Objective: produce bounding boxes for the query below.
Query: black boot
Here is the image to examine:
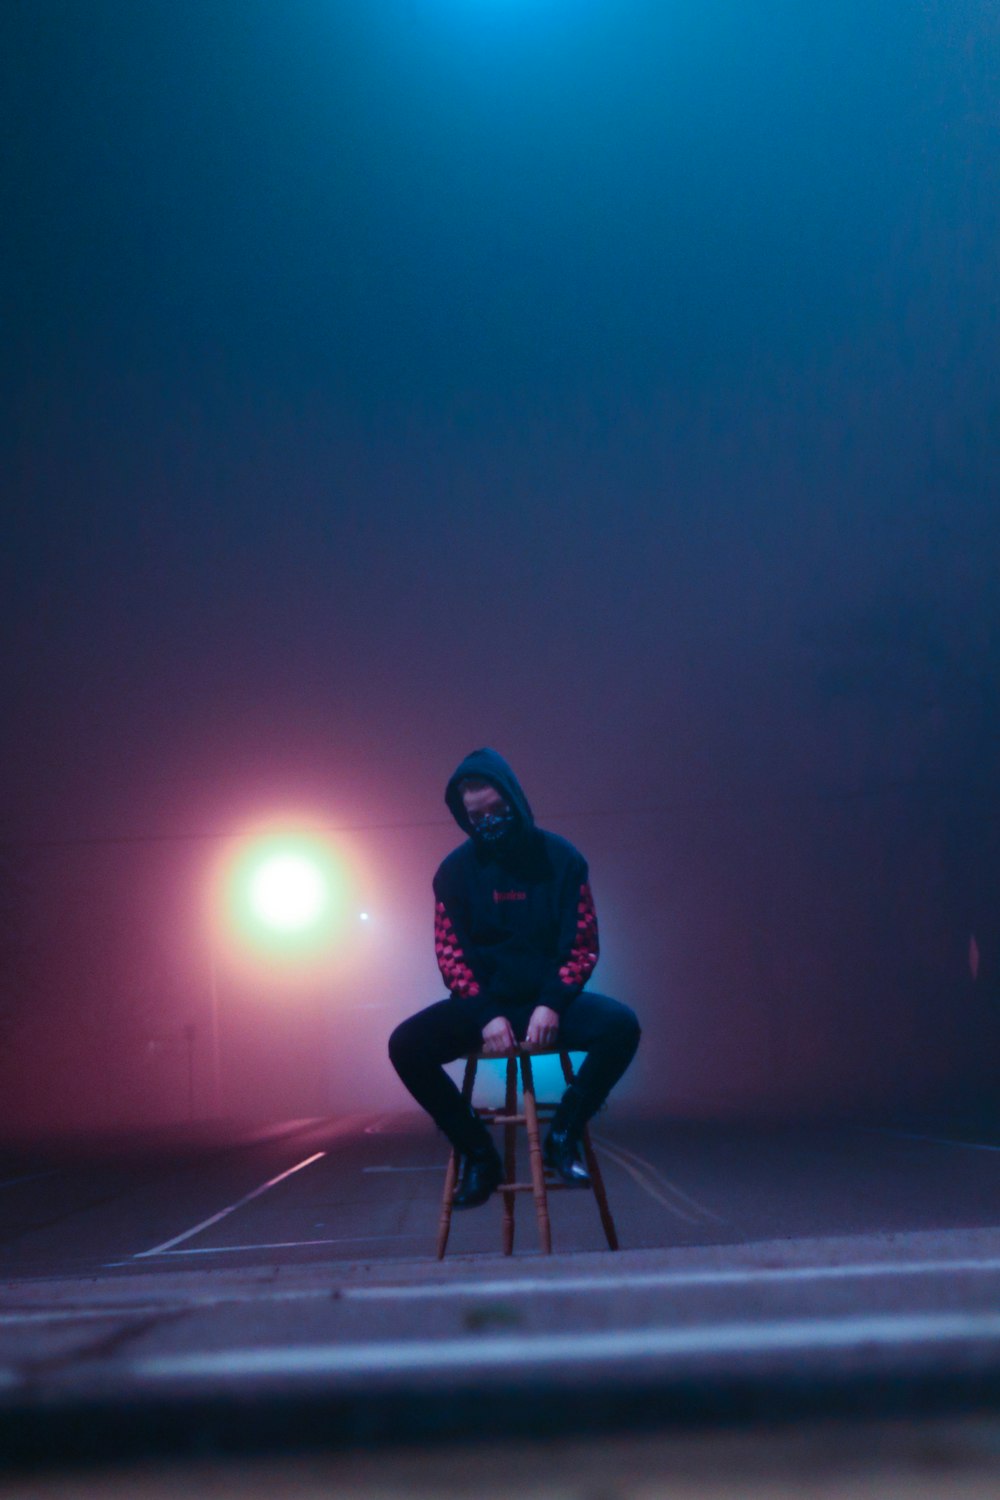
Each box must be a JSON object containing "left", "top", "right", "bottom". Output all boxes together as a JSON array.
[
  {"left": 452, "top": 1136, "right": 504, "bottom": 1209},
  {"left": 543, "top": 1084, "right": 592, "bottom": 1188}
]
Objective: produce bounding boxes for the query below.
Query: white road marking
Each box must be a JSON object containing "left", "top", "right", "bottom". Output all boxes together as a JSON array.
[
  {"left": 130, "top": 1309, "right": 1000, "bottom": 1382},
  {"left": 592, "top": 1135, "right": 728, "bottom": 1226},
  {"left": 131, "top": 1112, "right": 375, "bottom": 1259},
  {"left": 153, "top": 1234, "right": 423, "bottom": 1255},
  {"left": 362, "top": 1165, "right": 442, "bottom": 1174},
  {"left": 0, "top": 1170, "right": 59, "bottom": 1191},
  {"left": 134, "top": 1152, "right": 327, "bottom": 1259},
  {"left": 341, "top": 1254, "right": 1000, "bottom": 1301},
  {"left": 878, "top": 1128, "right": 1000, "bottom": 1155}
]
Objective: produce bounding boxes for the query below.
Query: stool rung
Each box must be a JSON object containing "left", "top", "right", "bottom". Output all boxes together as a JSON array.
[
  {"left": 498, "top": 1179, "right": 578, "bottom": 1193},
  {"left": 478, "top": 1106, "right": 557, "bottom": 1120},
  {"left": 435, "top": 1048, "right": 619, "bottom": 1259}
]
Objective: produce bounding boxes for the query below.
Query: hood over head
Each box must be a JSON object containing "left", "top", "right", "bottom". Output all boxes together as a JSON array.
[{"left": 445, "top": 748, "right": 535, "bottom": 841}]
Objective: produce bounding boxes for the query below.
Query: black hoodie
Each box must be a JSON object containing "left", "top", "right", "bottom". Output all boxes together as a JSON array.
[{"left": 433, "top": 748, "right": 599, "bottom": 1028}]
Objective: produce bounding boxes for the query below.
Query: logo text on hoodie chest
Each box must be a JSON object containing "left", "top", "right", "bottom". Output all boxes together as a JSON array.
[{"left": 493, "top": 889, "right": 528, "bottom": 903}]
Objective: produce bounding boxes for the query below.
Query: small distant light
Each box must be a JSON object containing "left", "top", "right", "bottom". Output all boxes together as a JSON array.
[{"left": 359, "top": 912, "right": 370, "bottom": 922}]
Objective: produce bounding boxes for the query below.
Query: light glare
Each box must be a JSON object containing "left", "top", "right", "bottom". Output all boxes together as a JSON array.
[
  {"left": 248, "top": 853, "right": 328, "bottom": 932},
  {"left": 216, "top": 826, "right": 347, "bottom": 963}
]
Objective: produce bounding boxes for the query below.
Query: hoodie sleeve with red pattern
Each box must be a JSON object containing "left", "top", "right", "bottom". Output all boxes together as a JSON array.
[
  {"left": 435, "top": 747, "right": 602, "bottom": 1029},
  {"left": 432, "top": 868, "right": 507, "bottom": 1029},
  {"left": 536, "top": 854, "right": 600, "bottom": 1017}
]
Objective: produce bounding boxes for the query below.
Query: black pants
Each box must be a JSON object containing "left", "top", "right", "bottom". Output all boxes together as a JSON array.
[{"left": 388, "top": 991, "right": 640, "bottom": 1149}]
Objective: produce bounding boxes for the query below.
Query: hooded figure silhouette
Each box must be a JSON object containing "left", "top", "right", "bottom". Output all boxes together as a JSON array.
[{"left": 389, "top": 749, "right": 640, "bottom": 1210}]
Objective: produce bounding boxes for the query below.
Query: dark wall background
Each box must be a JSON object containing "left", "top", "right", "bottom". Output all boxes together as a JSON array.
[{"left": 2, "top": 1, "right": 998, "bottom": 1132}]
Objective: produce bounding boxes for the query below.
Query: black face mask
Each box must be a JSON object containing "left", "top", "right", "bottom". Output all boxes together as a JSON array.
[{"left": 470, "top": 808, "right": 518, "bottom": 849}]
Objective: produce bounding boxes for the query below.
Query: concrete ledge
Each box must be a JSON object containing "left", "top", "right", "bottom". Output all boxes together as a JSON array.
[{"left": 4, "top": 1363, "right": 1000, "bottom": 1473}]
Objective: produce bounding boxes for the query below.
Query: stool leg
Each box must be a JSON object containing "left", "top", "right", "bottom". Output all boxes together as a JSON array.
[
  {"left": 519, "top": 1052, "right": 552, "bottom": 1254},
  {"left": 436, "top": 1056, "right": 478, "bottom": 1260},
  {"left": 580, "top": 1124, "right": 619, "bottom": 1251},
  {"left": 435, "top": 1147, "right": 459, "bottom": 1260},
  {"left": 559, "top": 1052, "right": 619, "bottom": 1251},
  {"left": 501, "top": 1056, "right": 517, "bottom": 1255}
]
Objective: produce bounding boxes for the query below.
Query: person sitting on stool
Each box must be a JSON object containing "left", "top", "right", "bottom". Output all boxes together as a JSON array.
[{"left": 389, "top": 748, "right": 641, "bottom": 1209}]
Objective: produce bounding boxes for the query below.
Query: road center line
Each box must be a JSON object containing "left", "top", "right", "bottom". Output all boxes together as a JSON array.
[
  {"left": 134, "top": 1152, "right": 326, "bottom": 1258},
  {"left": 342, "top": 1255, "right": 1000, "bottom": 1301},
  {"left": 592, "top": 1135, "right": 728, "bottom": 1226},
  {"left": 592, "top": 1139, "right": 727, "bottom": 1226},
  {"left": 592, "top": 1143, "right": 702, "bottom": 1224},
  {"left": 131, "top": 1309, "right": 1000, "bottom": 1382}
]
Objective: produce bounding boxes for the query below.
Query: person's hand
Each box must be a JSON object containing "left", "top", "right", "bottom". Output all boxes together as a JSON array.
[
  {"left": 481, "top": 1016, "right": 516, "bottom": 1056},
  {"left": 525, "top": 1005, "right": 560, "bottom": 1048}
]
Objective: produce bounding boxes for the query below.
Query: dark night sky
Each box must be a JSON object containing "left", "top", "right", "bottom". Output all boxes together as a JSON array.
[{"left": 2, "top": 1, "right": 999, "bottom": 1127}]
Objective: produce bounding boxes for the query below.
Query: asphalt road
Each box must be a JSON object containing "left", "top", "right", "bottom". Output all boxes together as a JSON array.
[
  {"left": 3, "top": 1108, "right": 1000, "bottom": 1470},
  {"left": 5, "top": 1110, "right": 1000, "bottom": 1275}
]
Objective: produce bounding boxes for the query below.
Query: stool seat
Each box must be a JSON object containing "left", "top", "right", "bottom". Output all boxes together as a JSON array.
[{"left": 436, "top": 1045, "right": 619, "bottom": 1258}]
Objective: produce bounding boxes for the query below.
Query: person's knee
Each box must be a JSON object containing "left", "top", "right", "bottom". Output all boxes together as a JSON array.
[
  {"left": 388, "top": 1018, "right": 415, "bottom": 1071},
  {"left": 611, "top": 1003, "right": 641, "bottom": 1052},
  {"left": 569, "top": 999, "right": 640, "bottom": 1057}
]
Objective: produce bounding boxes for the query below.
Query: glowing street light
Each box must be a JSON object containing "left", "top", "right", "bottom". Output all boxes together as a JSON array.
[
  {"left": 205, "top": 823, "right": 360, "bottom": 1115},
  {"left": 224, "top": 831, "right": 343, "bottom": 960},
  {"left": 248, "top": 852, "right": 326, "bottom": 931}
]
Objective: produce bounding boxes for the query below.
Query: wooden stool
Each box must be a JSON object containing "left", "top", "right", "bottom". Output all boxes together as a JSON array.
[{"left": 436, "top": 1046, "right": 619, "bottom": 1259}]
